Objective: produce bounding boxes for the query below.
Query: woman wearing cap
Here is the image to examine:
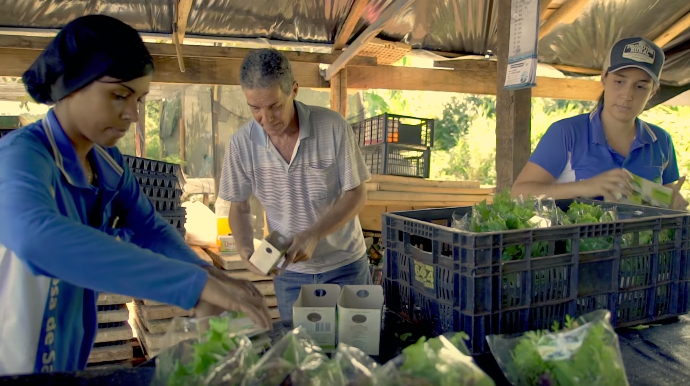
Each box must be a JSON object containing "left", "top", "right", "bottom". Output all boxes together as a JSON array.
[
  {"left": 0, "top": 15, "right": 271, "bottom": 376},
  {"left": 512, "top": 37, "right": 688, "bottom": 210}
]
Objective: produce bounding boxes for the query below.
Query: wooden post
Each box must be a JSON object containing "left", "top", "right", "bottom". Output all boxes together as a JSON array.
[
  {"left": 329, "top": 70, "right": 348, "bottom": 117},
  {"left": 179, "top": 91, "right": 186, "bottom": 171},
  {"left": 211, "top": 85, "right": 221, "bottom": 197},
  {"left": 135, "top": 101, "right": 146, "bottom": 157},
  {"left": 495, "top": 0, "right": 532, "bottom": 192}
]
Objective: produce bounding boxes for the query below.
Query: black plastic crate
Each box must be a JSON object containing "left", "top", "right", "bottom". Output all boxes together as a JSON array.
[
  {"left": 360, "top": 143, "right": 430, "bottom": 178},
  {"left": 149, "top": 197, "right": 182, "bottom": 212},
  {"left": 124, "top": 155, "right": 185, "bottom": 185},
  {"left": 351, "top": 113, "right": 434, "bottom": 148},
  {"left": 159, "top": 209, "right": 186, "bottom": 229},
  {"left": 134, "top": 172, "right": 182, "bottom": 190},
  {"left": 141, "top": 186, "right": 183, "bottom": 201},
  {"left": 382, "top": 199, "right": 690, "bottom": 354}
]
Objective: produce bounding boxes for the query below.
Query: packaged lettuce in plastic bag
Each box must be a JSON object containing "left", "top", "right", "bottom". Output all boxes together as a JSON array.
[
  {"left": 330, "top": 343, "right": 379, "bottom": 386},
  {"left": 374, "top": 333, "right": 495, "bottom": 386},
  {"left": 151, "top": 313, "right": 262, "bottom": 386},
  {"left": 487, "top": 310, "right": 629, "bottom": 386},
  {"left": 241, "top": 327, "right": 330, "bottom": 386}
]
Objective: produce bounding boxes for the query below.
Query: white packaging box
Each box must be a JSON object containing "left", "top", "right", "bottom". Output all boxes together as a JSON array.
[
  {"left": 249, "top": 232, "right": 289, "bottom": 275},
  {"left": 293, "top": 284, "right": 341, "bottom": 351},
  {"left": 337, "top": 285, "right": 384, "bottom": 355}
]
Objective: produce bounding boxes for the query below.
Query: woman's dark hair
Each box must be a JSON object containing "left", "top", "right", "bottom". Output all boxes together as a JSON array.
[{"left": 22, "top": 15, "right": 154, "bottom": 105}]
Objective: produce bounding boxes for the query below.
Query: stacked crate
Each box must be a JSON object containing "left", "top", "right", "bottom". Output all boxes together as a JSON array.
[
  {"left": 351, "top": 114, "right": 434, "bottom": 179},
  {"left": 87, "top": 293, "right": 136, "bottom": 367},
  {"left": 129, "top": 246, "right": 210, "bottom": 358},
  {"left": 130, "top": 247, "right": 279, "bottom": 357},
  {"left": 204, "top": 247, "right": 281, "bottom": 320},
  {"left": 123, "top": 155, "right": 186, "bottom": 237}
]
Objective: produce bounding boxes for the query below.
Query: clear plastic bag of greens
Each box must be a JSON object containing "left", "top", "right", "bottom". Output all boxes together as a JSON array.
[
  {"left": 374, "top": 333, "right": 495, "bottom": 386},
  {"left": 487, "top": 310, "right": 629, "bottom": 386},
  {"left": 332, "top": 343, "right": 378, "bottom": 386},
  {"left": 241, "top": 327, "right": 329, "bottom": 386},
  {"left": 151, "top": 313, "right": 262, "bottom": 386}
]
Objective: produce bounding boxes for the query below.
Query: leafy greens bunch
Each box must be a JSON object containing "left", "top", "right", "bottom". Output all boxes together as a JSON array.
[
  {"left": 157, "top": 315, "right": 259, "bottom": 386},
  {"left": 487, "top": 310, "right": 629, "bottom": 386},
  {"left": 375, "top": 332, "right": 495, "bottom": 386}
]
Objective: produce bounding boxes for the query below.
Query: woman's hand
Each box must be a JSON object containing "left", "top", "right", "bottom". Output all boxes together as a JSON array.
[
  {"left": 582, "top": 169, "right": 633, "bottom": 201},
  {"left": 194, "top": 275, "right": 272, "bottom": 330}
]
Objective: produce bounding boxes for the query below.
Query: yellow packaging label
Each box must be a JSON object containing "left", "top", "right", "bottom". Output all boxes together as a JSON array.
[
  {"left": 217, "top": 217, "right": 232, "bottom": 246},
  {"left": 414, "top": 260, "right": 435, "bottom": 289}
]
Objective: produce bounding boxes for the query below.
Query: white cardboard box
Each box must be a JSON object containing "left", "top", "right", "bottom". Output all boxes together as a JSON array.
[
  {"left": 293, "top": 284, "right": 341, "bottom": 351},
  {"left": 337, "top": 285, "right": 384, "bottom": 355}
]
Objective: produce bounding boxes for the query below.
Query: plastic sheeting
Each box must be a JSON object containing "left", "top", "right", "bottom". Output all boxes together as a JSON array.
[
  {"left": 0, "top": 0, "right": 687, "bottom": 86},
  {"left": 538, "top": 0, "right": 690, "bottom": 86}
]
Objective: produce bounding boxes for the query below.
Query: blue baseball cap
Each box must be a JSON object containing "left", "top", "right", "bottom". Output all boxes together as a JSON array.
[{"left": 603, "top": 37, "right": 665, "bottom": 85}]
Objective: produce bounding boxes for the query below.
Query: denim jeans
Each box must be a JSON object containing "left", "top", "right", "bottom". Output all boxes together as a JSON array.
[{"left": 273, "top": 256, "right": 372, "bottom": 322}]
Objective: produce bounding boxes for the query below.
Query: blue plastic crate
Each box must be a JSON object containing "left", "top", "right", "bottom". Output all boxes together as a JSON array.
[{"left": 382, "top": 199, "right": 690, "bottom": 354}]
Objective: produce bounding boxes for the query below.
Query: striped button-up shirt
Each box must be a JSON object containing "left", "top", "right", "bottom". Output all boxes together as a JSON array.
[{"left": 219, "top": 101, "right": 371, "bottom": 274}]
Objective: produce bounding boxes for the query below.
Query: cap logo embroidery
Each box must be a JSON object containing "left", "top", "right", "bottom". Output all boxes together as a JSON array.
[{"left": 622, "top": 41, "right": 655, "bottom": 64}]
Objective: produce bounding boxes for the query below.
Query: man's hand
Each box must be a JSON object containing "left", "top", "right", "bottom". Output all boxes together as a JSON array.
[
  {"left": 284, "top": 230, "right": 319, "bottom": 268},
  {"left": 238, "top": 247, "right": 274, "bottom": 277},
  {"left": 669, "top": 176, "right": 688, "bottom": 211}
]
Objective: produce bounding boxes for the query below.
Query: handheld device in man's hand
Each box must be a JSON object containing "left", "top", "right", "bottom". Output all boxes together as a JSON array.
[{"left": 249, "top": 231, "right": 290, "bottom": 275}]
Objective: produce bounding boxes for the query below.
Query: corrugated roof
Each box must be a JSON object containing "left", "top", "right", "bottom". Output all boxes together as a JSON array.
[{"left": 0, "top": 0, "right": 687, "bottom": 86}]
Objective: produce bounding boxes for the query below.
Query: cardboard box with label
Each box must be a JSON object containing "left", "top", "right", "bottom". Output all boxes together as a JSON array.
[
  {"left": 293, "top": 284, "right": 341, "bottom": 351},
  {"left": 249, "top": 231, "right": 290, "bottom": 275},
  {"left": 337, "top": 285, "right": 384, "bottom": 355}
]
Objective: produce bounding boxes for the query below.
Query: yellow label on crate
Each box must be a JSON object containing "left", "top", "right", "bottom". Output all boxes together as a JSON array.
[{"left": 414, "top": 260, "right": 435, "bottom": 289}]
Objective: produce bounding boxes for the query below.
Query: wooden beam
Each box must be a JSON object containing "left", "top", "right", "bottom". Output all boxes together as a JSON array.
[
  {"left": 135, "top": 101, "right": 146, "bottom": 157},
  {"left": 211, "top": 85, "right": 221, "bottom": 197},
  {"left": 539, "top": 0, "right": 590, "bottom": 40},
  {"left": 176, "top": 0, "right": 194, "bottom": 43},
  {"left": 550, "top": 64, "right": 600, "bottom": 75},
  {"left": 540, "top": 0, "right": 554, "bottom": 19},
  {"left": 333, "top": 0, "right": 370, "bottom": 50},
  {"left": 179, "top": 91, "right": 186, "bottom": 169},
  {"left": 0, "top": 47, "right": 329, "bottom": 89},
  {"left": 347, "top": 65, "right": 602, "bottom": 100},
  {"left": 329, "top": 70, "right": 348, "bottom": 117},
  {"left": 654, "top": 11, "right": 690, "bottom": 48},
  {"left": 172, "top": 0, "right": 194, "bottom": 72},
  {"left": 325, "top": 0, "right": 414, "bottom": 80},
  {"left": 0, "top": 35, "right": 377, "bottom": 66},
  {"left": 496, "top": 0, "right": 532, "bottom": 192}
]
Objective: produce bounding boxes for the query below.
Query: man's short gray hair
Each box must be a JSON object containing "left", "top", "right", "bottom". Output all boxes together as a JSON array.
[{"left": 240, "top": 49, "right": 295, "bottom": 94}]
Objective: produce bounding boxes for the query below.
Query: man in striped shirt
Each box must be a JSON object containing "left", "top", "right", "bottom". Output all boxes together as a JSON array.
[{"left": 219, "top": 49, "right": 372, "bottom": 322}]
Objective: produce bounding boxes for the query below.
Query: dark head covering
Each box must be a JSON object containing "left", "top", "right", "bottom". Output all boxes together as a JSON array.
[{"left": 22, "top": 15, "right": 154, "bottom": 105}]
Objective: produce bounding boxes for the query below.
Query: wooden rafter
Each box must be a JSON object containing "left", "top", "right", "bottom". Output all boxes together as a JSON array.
[
  {"left": 333, "top": 0, "right": 370, "bottom": 50},
  {"left": 550, "top": 64, "right": 600, "bottom": 75},
  {"left": 654, "top": 11, "right": 690, "bottom": 48},
  {"left": 324, "top": 0, "right": 414, "bottom": 80},
  {"left": 172, "top": 0, "right": 194, "bottom": 72},
  {"left": 0, "top": 35, "right": 377, "bottom": 66},
  {"left": 0, "top": 40, "right": 603, "bottom": 101},
  {"left": 540, "top": 0, "right": 554, "bottom": 19},
  {"left": 539, "top": 0, "right": 590, "bottom": 40},
  {"left": 176, "top": 0, "right": 194, "bottom": 43}
]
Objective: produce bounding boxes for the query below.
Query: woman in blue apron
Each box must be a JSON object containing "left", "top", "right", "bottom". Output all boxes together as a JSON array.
[
  {"left": 512, "top": 37, "right": 687, "bottom": 210},
  {"left": 0, "top": 15, "right": 271, "bottom": 376}
]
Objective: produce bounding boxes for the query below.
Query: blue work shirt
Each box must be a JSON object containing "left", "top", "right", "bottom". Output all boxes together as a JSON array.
[
  {"left": 530, "top": 108, "right": 679, "bottom": 185},
  {"left": 0, "top": 110, "right": 209, "bottom": 376}
]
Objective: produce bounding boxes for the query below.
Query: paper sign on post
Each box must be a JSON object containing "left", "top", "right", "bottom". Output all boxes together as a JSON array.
[
  {"left": 337, "top": 285, "right": 384, "bottom": 355},
  {"left": 293, "top": 284, "right": 341, "bottom": 351}
]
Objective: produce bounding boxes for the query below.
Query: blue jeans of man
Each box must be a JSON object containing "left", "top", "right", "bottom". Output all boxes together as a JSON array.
[{"left": 273, "top": 256, "right": 372, "bottom": 322}]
